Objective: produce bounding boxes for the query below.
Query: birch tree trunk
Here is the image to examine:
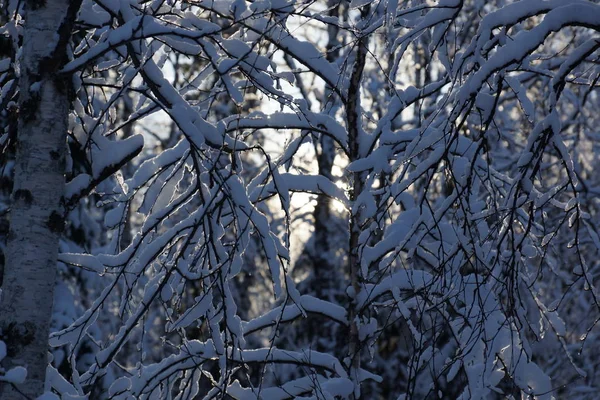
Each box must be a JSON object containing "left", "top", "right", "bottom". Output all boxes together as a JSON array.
[{"left": 0, "top": 0, "right": 79, "bottom": 397}]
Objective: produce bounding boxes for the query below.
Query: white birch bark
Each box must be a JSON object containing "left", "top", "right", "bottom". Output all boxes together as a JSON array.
[{"left": 0, "top": 0, "right": 78, "bottom": 397}]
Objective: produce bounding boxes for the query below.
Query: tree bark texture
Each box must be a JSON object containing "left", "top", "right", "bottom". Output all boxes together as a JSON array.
[
  {"left": 0, "top": 0, "right": 79, "bottom": 397},
  {"left": 346, "top": 5, "right": 370, "bottom": 398}
]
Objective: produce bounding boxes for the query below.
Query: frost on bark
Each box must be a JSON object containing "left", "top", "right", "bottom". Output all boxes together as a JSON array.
[{"left": 0, "top": 0, "right": 80, "bottom": 397}]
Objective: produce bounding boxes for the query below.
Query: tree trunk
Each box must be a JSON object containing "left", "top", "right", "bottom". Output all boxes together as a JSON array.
[
  {"left": 346, "top": 5, "right": 370, "bottom": 398},
  {"left": 0, "top": 0, "right": 79, "bottom": 397},
  {"left": 310, "top": 0, "right": 343, "bottom": 303}
]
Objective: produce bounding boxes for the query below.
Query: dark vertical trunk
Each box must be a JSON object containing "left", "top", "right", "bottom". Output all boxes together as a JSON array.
[{"left": 346, "top": 5, "right": 370, "bottom": 398}]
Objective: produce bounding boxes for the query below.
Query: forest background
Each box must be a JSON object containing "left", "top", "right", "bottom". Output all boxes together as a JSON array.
[{"left": 0, "top": 0, "right": 600, "bottom": 399}]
